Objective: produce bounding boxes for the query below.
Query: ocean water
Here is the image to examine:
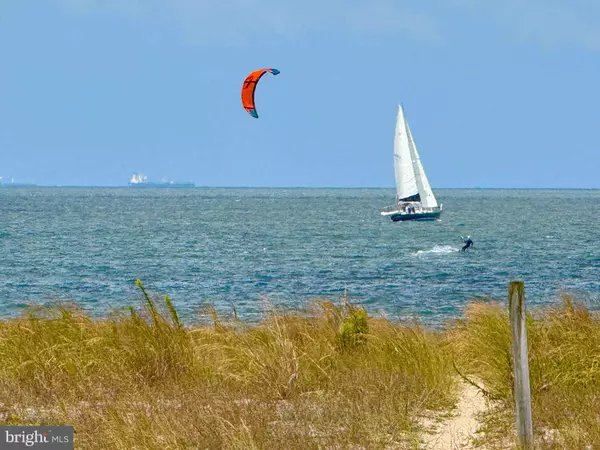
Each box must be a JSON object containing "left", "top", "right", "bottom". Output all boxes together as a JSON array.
[{"left": 1, "top": 188, "right": 599, "bottom": 326}]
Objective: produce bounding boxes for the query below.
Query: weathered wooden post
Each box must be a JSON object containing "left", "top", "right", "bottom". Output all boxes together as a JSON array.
[{"left": 509, "top": 281, "right": 534, "bottom": 449}]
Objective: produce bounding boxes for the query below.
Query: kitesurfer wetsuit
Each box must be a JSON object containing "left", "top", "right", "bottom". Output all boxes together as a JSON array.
[{"left": 461, "top": 236, "right": 473, "bottom": 252}]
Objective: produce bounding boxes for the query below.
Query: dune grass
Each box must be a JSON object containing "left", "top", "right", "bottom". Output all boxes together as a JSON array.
[
  {"left": 448, "top": 294, "right": 600, "bottom": 449},
  {"left": 2, "top": 281, "right": 600, "bottom": 449},
  {"left": 0, "top": 280, "right": 457, "bottom": 449}
]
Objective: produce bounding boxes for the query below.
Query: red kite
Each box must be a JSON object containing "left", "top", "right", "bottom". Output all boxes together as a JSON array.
[{"left": 241, "top": 68, "right": 280, "bottom": 118}]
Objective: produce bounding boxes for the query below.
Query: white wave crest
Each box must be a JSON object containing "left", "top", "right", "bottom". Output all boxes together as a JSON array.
[{"left": 414, "top": 245, "right": 457, "bottom": 256}]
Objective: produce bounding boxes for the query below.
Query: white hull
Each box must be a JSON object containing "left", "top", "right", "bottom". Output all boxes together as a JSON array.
[
  {"left": 380, "top": 204, "right": 443, "bottom": 216},
  {"left": 380, "top": 204, "right": 443, "bottom": 222}
]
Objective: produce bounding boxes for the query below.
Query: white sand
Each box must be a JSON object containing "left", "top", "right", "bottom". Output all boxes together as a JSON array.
[{"left": 421, "top": 380, "right": 487, "bottom": 449}]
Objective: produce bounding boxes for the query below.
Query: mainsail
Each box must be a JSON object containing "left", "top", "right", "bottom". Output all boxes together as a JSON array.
[{"left": 393, "top": 105, "right": 420, "bottom": 203}]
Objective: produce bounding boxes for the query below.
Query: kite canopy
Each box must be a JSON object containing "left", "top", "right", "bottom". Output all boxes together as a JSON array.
[{"left": 241, "top": 68, "right": 280, "bottom": 118}]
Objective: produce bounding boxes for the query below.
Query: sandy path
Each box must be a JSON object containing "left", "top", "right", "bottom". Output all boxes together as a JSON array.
[{"left": 421, "top": 380, "right": 487, "bottom": 449}]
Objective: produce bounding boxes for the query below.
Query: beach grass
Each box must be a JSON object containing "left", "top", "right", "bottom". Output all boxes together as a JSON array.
[
  {"left": 448, "top": 294, "right": 600, "bottom": 449},
  {"left": 1, "top": 281, "right": 599, "bottom": 449},
  {"left": 0, "top": 280, "right": 457, "bottom": 449}
]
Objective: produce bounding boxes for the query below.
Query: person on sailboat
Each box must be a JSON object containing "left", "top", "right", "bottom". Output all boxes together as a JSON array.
[{"left": 460, "top": 236, "right": 473, "bottom": 251}]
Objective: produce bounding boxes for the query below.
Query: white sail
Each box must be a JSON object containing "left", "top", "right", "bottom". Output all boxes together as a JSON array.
[
  {"left": 393, "top": 105, "right": 419, "bottom": 202},
  {"left": 406, "top": 121, "right": 438, "bottom": 208}
]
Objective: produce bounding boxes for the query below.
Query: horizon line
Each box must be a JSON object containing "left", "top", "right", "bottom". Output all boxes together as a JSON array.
[{"left": 2, "top": 185, "right": 600, "bottom": 190}]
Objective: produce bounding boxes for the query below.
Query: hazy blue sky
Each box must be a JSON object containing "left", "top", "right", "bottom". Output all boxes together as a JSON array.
[{"left": 1, "top": 1, "right": 599, "bottom": 187}]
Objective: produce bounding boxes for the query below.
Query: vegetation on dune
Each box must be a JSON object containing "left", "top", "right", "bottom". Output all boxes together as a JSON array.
[
  {"left": 1, "top": 280, "right": 599, "bottom": 449},
  {"left": 0, "top": 280, "right": 456, "bottom": 449},
  {"left": 448, "top": 294, "right": 600, "bottom": 449}
]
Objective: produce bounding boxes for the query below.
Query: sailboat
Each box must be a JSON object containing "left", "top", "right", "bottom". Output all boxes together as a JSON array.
[{"left": 380, "top": 104, "right": 443, "bottom": 222}]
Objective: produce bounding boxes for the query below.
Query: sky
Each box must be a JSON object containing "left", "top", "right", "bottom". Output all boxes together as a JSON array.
[{"left": 0, "top": 1, "right": 599, "bottom": 188}]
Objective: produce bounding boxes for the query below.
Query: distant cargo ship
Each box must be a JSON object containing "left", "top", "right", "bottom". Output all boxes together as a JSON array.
[
  {"left": 0, "top": 177, "right": 37, "bottom": 187},
  {"left": 128, "top": 173, "right": 195, "bottom": 188}
]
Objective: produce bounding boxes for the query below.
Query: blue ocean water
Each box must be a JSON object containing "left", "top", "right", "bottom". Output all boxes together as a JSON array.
[{"left": 1, "top": 188, "right": 599, "bottom": 326}]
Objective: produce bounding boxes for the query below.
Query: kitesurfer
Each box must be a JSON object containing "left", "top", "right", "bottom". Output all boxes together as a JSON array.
[{"left": 460, "top": 235, "right": 473, "bottom": 251}]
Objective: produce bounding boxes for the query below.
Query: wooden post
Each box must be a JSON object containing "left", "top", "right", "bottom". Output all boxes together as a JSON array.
[{"left": 509, "top": 281, "right": 534, "bottom": 449}]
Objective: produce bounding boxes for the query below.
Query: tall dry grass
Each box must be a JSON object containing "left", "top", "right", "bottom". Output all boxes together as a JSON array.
[
  {"left": 448, "top": 294, "right": 600, "bottom": 449},
  {"left": 0, "top": 280, "right": 457, "bottom": 449}
]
